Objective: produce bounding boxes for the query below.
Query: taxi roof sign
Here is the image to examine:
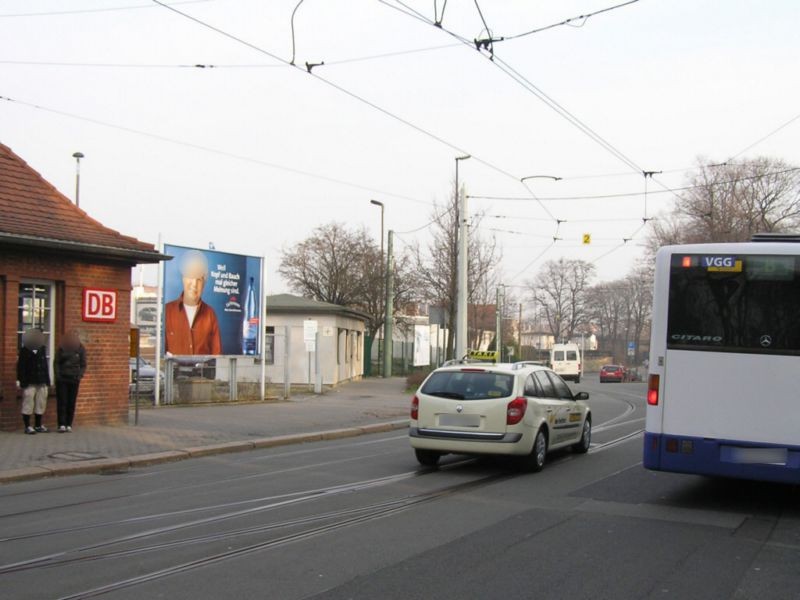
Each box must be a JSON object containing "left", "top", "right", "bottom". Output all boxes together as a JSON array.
[{"left": 468, "top": 350, "right": 499, "bottom": 362}]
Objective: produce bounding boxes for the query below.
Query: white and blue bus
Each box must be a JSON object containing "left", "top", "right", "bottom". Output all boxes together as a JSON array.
[{"left": 644, "top": 236, "right": 800, "bottom": 483}]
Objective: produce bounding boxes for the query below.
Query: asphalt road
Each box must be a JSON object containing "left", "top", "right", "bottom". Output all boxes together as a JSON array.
[{"left": 1, "top": 380, "right": 798, "bottom": 600}]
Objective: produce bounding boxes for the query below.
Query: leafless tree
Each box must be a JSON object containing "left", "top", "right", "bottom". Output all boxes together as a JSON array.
[
  {"left": 647, "top": 157, "right": 800, "bottom": 253},
  {"left": 586, "top": 262, "right": 653, "bottom": 361},
  {"left": 279, "top": 222, "right": 410, "bottom": 338},
  {"left": 528, "top": 258, "right": 595, "bottom": 343},
  {"left": 409, "top": 186, "right": 501, "bottom": 359}
]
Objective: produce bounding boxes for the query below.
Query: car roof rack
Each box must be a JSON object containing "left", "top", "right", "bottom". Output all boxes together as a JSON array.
[{"left": 751, "top": 232, "right": 800, "bottom": 243}]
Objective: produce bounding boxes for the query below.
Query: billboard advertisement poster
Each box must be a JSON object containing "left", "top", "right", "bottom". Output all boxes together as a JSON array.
[
  {"left": 413, "top": 325, "right": 431, "bottom": 366},
  {"left": 163, "top": 244, "right": 262, "bottom": 356}
]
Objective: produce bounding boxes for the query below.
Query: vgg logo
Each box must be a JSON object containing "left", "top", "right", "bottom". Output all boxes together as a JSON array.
[{"left": 701, "top": 256, "right": 735, "bottom": 268}]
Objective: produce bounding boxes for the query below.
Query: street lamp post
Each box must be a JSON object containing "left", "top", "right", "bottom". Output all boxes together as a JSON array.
[
  {"left": 370, "top": 200, "right": 385, "bottom": 375},
  {"left": 72, "top": 152, "right": 84, "bottom": 208},
  {"left": 455, "top": 154, "right": 471, "bottom": 360}
]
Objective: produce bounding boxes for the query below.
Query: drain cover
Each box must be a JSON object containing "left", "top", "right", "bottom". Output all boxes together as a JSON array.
[{"left": 48, "top": 451, "right": 107, "bottom": 461}]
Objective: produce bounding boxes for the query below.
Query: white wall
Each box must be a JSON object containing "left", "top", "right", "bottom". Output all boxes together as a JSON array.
[{"left": 264, "top": 313, "right": 365, "bottom": 386}]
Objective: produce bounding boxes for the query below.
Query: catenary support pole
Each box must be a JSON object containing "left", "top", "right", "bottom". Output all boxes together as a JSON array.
[
  {"left": 383, "top": 230, "right": 394, "bottom": 378},
  {"left": 496, "top": 286, "right": 503, "bottom": 363},
  {"left": 455, "top": 168, "right": 469, "bottom": 359}
]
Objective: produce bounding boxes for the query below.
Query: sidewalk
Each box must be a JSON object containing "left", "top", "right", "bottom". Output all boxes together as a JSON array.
[{"left": 0, "top": 377, "right": 412, "bottom": 484}]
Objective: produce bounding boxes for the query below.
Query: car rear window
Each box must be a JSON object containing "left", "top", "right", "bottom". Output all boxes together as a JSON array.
[
  {"left": 566, "top": 351, "right": 578, "bottom": 361},
  {"left": 421, "top": 371, "right": 514, "bottom": 400},
  {"left": 553, "top": 351, "right": 565, "bottom": 361}
]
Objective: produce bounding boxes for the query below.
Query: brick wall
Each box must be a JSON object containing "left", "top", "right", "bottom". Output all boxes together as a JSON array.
[{"left": 0, "top": 248, "right": 134, "bottom": 431}]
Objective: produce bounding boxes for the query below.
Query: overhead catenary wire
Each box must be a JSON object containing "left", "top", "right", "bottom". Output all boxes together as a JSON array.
[
  {"left": 467, "top": 166, "right": 800, "bottom": 202},
  {"left": 151, "top": 0, "right": 526, "bottom": 187},
  {"left": 0, "top": 43, "right": 462, "bottom": 70},
  {"left": 0, "top": 0, "right": 210, "bottom": 18},
  {"left": 0, "top": 94, "right": 430, "bottom": 205},
  {"left": 727, "top": 110, "right": 800, "bottom": 161},
  {"left": 501, "top": 0, "right": 641, "bottom": 41}
]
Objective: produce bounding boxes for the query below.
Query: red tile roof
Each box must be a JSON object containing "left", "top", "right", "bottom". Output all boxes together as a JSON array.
[{"left": 0, "top": 142, "right": 159, "bottom": 259}]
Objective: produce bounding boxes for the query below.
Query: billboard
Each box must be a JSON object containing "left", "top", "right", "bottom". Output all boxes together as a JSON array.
[
  {"left": 413, "top": 325, "right": 430, "bottom": 366},
  {"left": 163, "top": 244, "right": 263, "bottom": 356}
]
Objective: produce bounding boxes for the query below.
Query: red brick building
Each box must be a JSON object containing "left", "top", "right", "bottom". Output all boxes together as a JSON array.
[{"left": 0, "top": 143, "right": 164, "bottom": 431}]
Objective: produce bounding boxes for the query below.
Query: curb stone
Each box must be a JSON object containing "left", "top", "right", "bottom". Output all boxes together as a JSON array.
[{"left": 0, "top": 420, "right": 409, "bottom": 485}]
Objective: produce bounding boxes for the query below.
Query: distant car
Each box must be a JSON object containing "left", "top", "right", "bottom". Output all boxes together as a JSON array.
[
  {"left": 599, "top": 364, "right": 627, "bottom": 383},
  {"left": 409, "top": 362, "right": 591, "bottom": 471},
  {"left": 129, "top": 357, "right": 163, "bottom": 396}
]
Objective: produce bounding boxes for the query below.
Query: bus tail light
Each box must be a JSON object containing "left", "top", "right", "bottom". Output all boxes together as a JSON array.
[
  {"left": 647, "top": 374, "right": 660, "bottom": 406},
  {"left": 507, "top": 397, "right": 527, "bottom": 425},
  {"left": 411, "top": 395, "right": 419, "bottom": 420}
]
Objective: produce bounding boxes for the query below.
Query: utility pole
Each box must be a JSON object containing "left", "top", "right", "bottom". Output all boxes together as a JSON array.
[
  {"left": 370, "top": 199, "right": 385, "bottom": 376},
  {"left": 454, "top": 155, "right": 470, "bottom": 360},
  {"left": 495, "top": 286, "right": 504, "bottom": 363},
  {"left": 383, "top": 230, "right": 394, "bottom": 378}
]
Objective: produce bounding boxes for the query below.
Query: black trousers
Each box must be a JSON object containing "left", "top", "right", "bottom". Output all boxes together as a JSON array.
[{"left": 56, "top": 380, "right": 80, "bottom": 427}]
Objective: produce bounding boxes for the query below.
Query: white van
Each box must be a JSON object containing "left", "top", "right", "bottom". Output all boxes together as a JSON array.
[{"left": 550, "top": 343, "right": 581, "bottom": 383}]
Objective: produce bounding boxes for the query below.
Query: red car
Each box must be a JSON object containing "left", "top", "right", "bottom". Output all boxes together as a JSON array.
[{"left": 600, "top": 364, "right": 627, "bottom": 383}]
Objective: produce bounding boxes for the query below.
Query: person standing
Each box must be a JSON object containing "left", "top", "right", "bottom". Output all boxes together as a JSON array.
[
  {"left": 54, "top": 330, "right": 87, "bottom": 433},
  {"left": 16, "top": 328, "right": 51, "bottom": 434}
]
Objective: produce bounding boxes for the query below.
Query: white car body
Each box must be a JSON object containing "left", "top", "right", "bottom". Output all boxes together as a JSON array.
[
  {"left": 409, "top": 363, "right": 591, "bottom": 469},
  {"left": 550, "top": 343, "right": 582, "bottom": 382}
]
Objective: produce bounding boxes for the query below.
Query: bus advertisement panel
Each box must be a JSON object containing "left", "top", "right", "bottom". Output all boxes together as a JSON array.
[{"left": 162, "top": 244, "right": 262, "bottom": 356}]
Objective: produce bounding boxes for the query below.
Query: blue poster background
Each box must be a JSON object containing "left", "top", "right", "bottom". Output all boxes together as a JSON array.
[{"left": 163, "top": 244, "right": 262, "bottom": 356}]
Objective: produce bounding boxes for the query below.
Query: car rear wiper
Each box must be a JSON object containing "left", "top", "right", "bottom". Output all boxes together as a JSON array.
[{"left": 427, "top": 391, "right": 465, "bottom": 399}]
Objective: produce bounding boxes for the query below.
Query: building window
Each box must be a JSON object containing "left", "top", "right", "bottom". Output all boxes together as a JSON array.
[
  {"left": 17, "top": 282, "right": 55, "bottom": 366},
  {"left": 264, "top": 326, "right": 275, "bottom": 365}
]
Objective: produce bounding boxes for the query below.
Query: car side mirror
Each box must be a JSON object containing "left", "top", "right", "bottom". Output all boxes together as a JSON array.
[{"left": 573, "top": 391, "right": 589, "bottom": 401}]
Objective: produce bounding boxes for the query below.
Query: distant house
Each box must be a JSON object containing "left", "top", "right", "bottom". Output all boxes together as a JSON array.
[
  {"left": 264, "top": 294, "right": 368, "bottom": 386},
  {"left": 0, "top": 143, "right": 165, "bottom": 431},
  {"left": 521, "top": 330, "right": 555, "bottom": 350}
]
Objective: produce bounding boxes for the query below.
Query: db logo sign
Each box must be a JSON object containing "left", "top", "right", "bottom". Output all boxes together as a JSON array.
[{"left": 82, "top": 288, "right": 117, "bottom": 322}]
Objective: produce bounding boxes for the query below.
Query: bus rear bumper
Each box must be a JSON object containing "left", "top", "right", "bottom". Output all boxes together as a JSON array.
[{"left": 643, "top": 432, "right": 800, "bottom": 484}]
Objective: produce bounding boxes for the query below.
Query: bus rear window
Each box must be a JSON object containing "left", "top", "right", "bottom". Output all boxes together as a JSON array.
[{"left": 667, "top": 254, "right": 800, "bottom": 355}]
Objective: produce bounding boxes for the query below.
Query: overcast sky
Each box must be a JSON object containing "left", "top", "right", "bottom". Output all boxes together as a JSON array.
[{"left": 2, "top": 0, "right": 798, "bottom": 308}]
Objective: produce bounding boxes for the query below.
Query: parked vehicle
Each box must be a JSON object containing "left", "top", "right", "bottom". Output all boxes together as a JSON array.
[
  {"left": 599, "top": 364, "right": 627, "bottom": 383},
  {"left": 129, "top": 357, "right": 163, "bottom": 396},
  {"left": 549, "top": 343, "right": 581, "bottom": 383},
  {"left": 645, "top": 239, "right": 800, "bottom": 483},
  {"left": 409, "top": 362, "right": 591, "bottom": 471}
]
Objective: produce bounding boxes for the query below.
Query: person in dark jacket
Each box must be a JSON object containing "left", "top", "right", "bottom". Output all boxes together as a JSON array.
[
  {"left": 16, "top": 328, "right": 51, "bottom": 434},
  {"left": 54, "top": 330, "right": 87, "bottom": 433}
]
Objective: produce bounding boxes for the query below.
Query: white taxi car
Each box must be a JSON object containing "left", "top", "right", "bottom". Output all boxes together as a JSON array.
[{"left": 409, "top": 362, "right": 591, "bottom": 471}]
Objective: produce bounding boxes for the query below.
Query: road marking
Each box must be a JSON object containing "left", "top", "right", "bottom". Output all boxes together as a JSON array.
[{"left": 593, "top": 417, "right": 645, "bottom": 434}]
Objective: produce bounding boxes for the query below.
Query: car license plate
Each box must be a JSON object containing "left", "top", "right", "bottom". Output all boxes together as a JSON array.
[{"left": 438, "top": 413, "right": 481, "bottom": 428}]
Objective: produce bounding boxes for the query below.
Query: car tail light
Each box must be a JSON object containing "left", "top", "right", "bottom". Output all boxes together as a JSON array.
[
  {"left": 411, "top": 395, "right": 419, "bottom": 420},
  {"left": 461, "top": 368, "right": 485, "bottom": 372},
  {"left": 647, "top": 374, "right": 660, "bottom": 406},
  {"left": 507, "top": 397, "right": 527, "bottom": 425}
]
